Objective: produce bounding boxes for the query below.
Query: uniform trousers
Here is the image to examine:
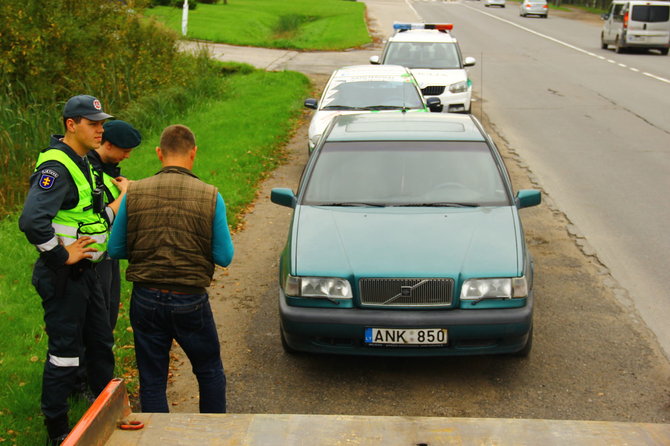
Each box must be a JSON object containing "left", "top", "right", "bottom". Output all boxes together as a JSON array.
[
  {"left": 130, "top": 286, "right": 226, "bottom": 413},
  {"left": 97, "top": 258, "right": 121, "bottom": 330},
  {"left": 32, "top": 258, "right": 115, "bottom": 420}
]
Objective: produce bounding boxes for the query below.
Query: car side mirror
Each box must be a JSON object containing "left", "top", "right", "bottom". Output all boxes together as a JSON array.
[
  {"left": 601, "top": 13, "right": 609, "bottom": 20},
  {"left": 271, "top": 188, "right": 297, "bottom": 208},
  {"left": 515, "top": 189, "right": 541, "bottom": 209},
  {"left": 369, "top": 55, "right": 381, "bottom": 65},
  {"left": 304, "top": 98, "right": 318, "bottom": 110},
  {"left": 463, "top": 56, "right": 476, "bottom": 67},
  {"left": 426, "top": 97, "right": 442, "bottom": 112}
]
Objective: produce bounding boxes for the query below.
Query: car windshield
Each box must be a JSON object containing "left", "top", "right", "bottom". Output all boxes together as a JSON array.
[
  {"left": 384, "top": 42, "right": 461, "bottom": 69},
  {"left": 320, "top": 80, "right": 424, "bottom": 110},
  {"left": 302, "top": 141, "right": 510, "bottom": 207}
]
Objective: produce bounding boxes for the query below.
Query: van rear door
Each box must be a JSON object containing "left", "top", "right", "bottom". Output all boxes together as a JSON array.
[{"left": 628, "top": 3, "right": 670, "bottom": 46}]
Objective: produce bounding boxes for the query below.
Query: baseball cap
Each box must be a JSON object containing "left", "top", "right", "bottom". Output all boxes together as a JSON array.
[
  {"left": 62, "top": 95, "right": 113, "bottom": 121},
  {"left": 103, "top": 120, "right": 142, "bottom": 149}
]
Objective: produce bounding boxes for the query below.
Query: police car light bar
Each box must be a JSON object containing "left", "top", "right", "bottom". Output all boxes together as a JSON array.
[{"left": 393, "top": 23, "right": 454, "bottom": 31}]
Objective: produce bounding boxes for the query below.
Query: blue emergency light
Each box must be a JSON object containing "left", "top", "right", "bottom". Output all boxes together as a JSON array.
[{"left": 393, "top": 22, "right": 454, "bottom": 32}]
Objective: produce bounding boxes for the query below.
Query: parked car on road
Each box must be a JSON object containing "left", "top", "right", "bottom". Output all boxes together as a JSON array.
[
  {"left": 520, "top": 0, "right": 548, "bottom": 18},
  {"left": 271, "top": 113, "right": 541, "bottom": 357},
  {"left": 304, "top": 64, "right": 440, "bottom": 151},
  {"left": 600, "top": 0, "right": 670, "bottom": 54},
  {"left": 370, "top": 23, "right": 476, "bottom": 113}
]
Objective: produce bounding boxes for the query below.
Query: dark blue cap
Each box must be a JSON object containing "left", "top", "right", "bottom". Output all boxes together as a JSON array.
[
  {"left": 63, "top": 95, "right": 113, "bottom": 121},
  {"left": 103, "top": 120, "right": 142, "bottom": 149}
]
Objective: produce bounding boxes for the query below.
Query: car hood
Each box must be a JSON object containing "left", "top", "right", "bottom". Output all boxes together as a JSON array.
[
  {"left": 292, "top": 206, "right": 521, "bottom": 278},
  {"left": 410, "top": 69, "right": 467, "bottom": 88}
]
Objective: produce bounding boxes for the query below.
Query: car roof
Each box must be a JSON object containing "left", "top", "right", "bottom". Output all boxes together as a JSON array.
[
  {"left": 329, "top": 64, "right": 415, "bottom": 82},
  {"left": 387, "top": 29, "right": 458, "bottom": 44},
  {"left": 324, "top": 113, "right": 486, "bottom": 142}
]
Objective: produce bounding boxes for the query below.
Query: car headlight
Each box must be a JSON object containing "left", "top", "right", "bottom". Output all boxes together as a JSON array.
[
  {"left": 285, "top": 275, "right": 353, "bottom": 299},
  {"left": 460, "top": 277, "right": 528, "bottom": 300},
  {"left": 449, "top": 80, "right": 468, "bottom": 93}
]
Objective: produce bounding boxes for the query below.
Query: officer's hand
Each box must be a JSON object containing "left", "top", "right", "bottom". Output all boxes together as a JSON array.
[
  {"left": 112, "top": 176, "right": 130, "bottom": 194},
  {"left": 64, "top": 237, "right": 98, "bottom": 265}
]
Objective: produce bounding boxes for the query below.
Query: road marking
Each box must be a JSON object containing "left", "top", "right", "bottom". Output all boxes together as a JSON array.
[{"left": 458, "top": 2, "right": 670, "bottom": 85}]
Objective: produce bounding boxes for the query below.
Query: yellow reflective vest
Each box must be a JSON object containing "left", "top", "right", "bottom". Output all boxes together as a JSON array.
[{"left": 35, "top": 149, "right": 109, "bottom": 262}]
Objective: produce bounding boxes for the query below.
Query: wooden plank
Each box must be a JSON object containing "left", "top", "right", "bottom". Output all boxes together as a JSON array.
[{"left": 106, "top": 413, "right": 670, "bottom": 445}]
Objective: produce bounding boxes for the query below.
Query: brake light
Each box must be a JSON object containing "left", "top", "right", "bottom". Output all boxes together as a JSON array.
[
  {"left": 543, "top": 4, "right": 548, "bottom": 7},
  {"left": 623, "top": 11, "right": 629, "bottom": 28}
]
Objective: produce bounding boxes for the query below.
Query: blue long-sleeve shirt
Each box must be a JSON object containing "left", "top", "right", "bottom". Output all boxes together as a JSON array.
[{"left": 108, "top": 193, "right": 234, "bottom": 267}]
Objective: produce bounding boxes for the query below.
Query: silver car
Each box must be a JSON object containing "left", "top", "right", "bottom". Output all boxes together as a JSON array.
[{"left": 520, "top": 0, "right": 548, "bottom": 17}]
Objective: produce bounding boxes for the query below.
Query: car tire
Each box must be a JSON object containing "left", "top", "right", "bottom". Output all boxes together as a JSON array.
[
  {"left": 615, "top": 36, "right": 625, "bottom": 53},
  {"left": 512, "top": 326, "right": 533, "bottom": 357},
  {"left": 660, "top": 48, "right": 669, "bottom": 55},
  {"left": 601, "top": 33, "right": 608, "bottom": 50}
]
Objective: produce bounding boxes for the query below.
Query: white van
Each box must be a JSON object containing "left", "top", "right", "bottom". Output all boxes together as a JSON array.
[{"left": 601, "top": 1, "right": 670, "bottom": 54}]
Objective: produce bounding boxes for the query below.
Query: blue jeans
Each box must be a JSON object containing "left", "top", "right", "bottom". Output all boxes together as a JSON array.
[{"left": 130, "top": 286, "right": 226, "bottom": 413}]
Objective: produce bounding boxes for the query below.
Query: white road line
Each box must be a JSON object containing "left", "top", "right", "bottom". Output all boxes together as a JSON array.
[{"left": 456, "top": 2, "right": 670, "bottom": 85}]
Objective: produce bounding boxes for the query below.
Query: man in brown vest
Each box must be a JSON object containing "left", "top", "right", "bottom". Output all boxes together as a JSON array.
[{"left": 108, "top": 124, "right": 234, "bottom": 412}]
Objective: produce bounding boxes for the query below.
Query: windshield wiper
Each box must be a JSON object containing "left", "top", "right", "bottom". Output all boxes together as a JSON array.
[
  {"left": 321, "top": 105, "right": 365, "bottom": 110},
  {"left": 359, "top": 105, "right": 411, "bottom": 110},
  {"left": 390, "top": 202, "right": 480, "bottom": 207},
  {"left": 316, "top": 202, "right": 386, "bottom": 207}
]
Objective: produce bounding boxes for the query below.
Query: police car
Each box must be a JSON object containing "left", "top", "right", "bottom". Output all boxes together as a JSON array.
[
  {"left": 304, "top": 64, "right": 441, "bottom": 151},
  {"left": 370, "top": 23, "right": 476, "bottom": 113}
]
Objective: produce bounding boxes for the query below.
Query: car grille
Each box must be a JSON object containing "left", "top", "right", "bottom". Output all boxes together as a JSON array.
[
  {"left": 359, "top": 278, "right": 453, "bottom": 307},
  {"left": 421, "top": 86, "right": 446, "bottom": 96}
]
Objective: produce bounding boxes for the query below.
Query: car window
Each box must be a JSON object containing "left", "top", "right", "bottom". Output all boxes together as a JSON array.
[
  {"left": 302, "top": 141, "right": 509, "bottom": 206},
  {"left": 321, "top": 81, "right": 424, "bottom": 110},
  {"left": 385, "top": 42, "right": 461, "bottom": 69},
  {"left": 631, "top": 5, "right": 670, "bottom": 22}
]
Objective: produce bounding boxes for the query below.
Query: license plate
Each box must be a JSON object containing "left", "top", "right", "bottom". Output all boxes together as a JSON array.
[{"left": 365, "top": 328, "right": 448, "bottom": 346}]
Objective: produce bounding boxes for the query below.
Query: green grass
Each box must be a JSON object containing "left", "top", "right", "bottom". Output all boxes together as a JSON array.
[
  {"left": 145, "top": 0, "right": 371, "bottom": 50},
  {"left": 0, "top": 64, "right": 310, "bottom": 445}
]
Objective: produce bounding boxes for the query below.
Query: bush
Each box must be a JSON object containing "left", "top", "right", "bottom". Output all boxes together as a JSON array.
[{"left": 0, "top": 0, "right": 218, "bottom": 213}]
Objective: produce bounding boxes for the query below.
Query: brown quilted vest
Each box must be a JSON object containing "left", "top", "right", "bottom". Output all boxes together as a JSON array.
[{"left": 125, "top": 166, "right": 217, "bottom": 293}]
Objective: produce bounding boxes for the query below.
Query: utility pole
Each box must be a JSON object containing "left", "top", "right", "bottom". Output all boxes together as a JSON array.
[{"left": 181, "top": 0, "right": 189, "bottom": 36}]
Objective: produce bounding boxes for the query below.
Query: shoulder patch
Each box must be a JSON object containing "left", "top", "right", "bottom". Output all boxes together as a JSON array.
[{"left": 38, "top": 170, "right": 58, "bottom": 190}]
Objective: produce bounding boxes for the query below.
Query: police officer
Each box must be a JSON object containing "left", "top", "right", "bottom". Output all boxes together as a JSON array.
[
  {"left": 88, "top": 120, "right": 141, "bottom": 330},
  {"left": 18, "top": 95, "right": 128, "bottom": 446}
]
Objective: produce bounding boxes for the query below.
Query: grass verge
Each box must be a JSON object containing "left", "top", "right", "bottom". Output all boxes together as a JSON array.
[
  {"left": 0, "top": 63, "right": 310, "bottom": 445},
  {"left": 145, "top": 0, "right": 371, "bottom": 50}
]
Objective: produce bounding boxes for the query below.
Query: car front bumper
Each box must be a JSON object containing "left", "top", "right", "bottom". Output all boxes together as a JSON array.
[
  {"left": 279, "top": 290, "right": 533, "bottom": 356},
  {"left": 436, "top": 90, "right": 472, "bottom": 113}
]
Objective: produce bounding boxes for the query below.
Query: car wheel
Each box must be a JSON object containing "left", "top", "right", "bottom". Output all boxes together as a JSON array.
[
  {"left": 660, "top": 48, "right": 669, "bottom": 56},
  {"left": 600, "top": 33, "right": 608, "bottom": 49},
  {"left": 512, "top": 326, "right": 533, "bottom": 357},
  {"left": 615, "top": 36, "right": 625, "bottom": 53}
]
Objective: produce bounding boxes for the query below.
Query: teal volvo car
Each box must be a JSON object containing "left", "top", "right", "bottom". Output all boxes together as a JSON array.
[{"left": 271, "top": 113, "right": 541, "bottom": 356}]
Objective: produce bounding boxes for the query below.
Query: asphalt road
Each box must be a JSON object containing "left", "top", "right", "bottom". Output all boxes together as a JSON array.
[
  {"left": 410, "top": 0, "right": 670, "bottom": 359},
  {"left": 166, "top": 0, "right": 670, "bottom": 425}
]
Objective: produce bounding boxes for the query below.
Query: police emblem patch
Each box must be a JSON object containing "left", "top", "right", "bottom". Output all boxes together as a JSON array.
[{"left": 39, "top": 173, "right": 57, "bottom": 190}]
